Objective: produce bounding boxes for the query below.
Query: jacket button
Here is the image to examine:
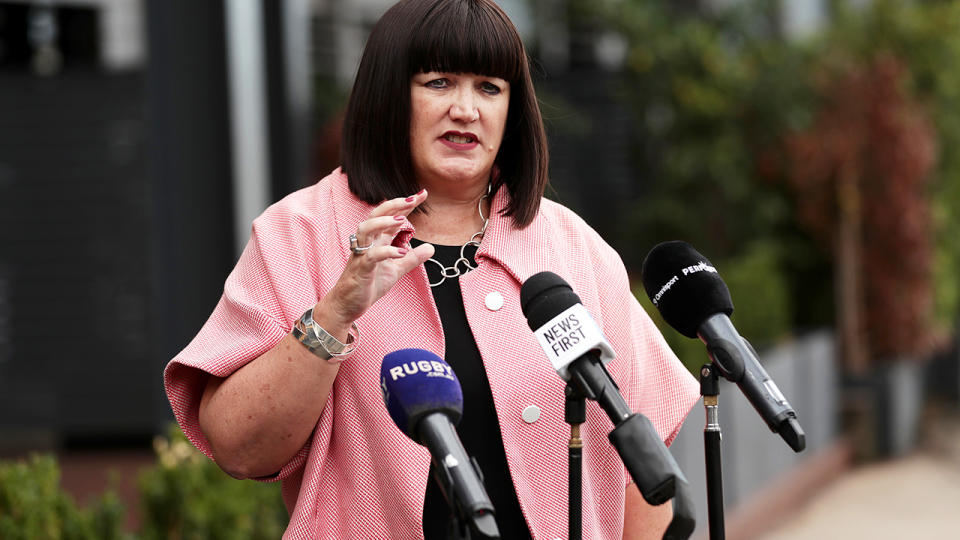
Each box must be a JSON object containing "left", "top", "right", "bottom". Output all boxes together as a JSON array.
[
  {"left": 521, "top": 405, "right": 540, "bottom": 424},
  {"left": 485, "top": 291, "right": 504, "bottom": 311}
]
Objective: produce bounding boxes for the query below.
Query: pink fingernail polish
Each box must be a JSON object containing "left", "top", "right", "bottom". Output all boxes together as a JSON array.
[
  {"left": 394, "top": 215, "right": 405, "bottom": 221},
  {"left": 405, "top": 196, "right": 415, "bottom": 202},
  {"left": 397, "top": 248, "right": 409, "bottom": 255}
]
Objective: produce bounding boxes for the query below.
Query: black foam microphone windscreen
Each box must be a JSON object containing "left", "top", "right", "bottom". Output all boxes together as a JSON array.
[
  {"left": 519, "top": 270, "right": 583, "bottom": 331},
  {"left": 641, "top": 241, "right": 734, "bottom": 338}
]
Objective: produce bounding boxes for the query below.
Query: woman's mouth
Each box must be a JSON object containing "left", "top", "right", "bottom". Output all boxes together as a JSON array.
[{"left": 441, "top": 131, "right": 479, "bottom": 147}]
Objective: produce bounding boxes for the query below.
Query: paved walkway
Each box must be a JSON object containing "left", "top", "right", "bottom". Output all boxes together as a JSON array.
[{"left": 759, "top": 411, "right": 960, "bottom": 539}]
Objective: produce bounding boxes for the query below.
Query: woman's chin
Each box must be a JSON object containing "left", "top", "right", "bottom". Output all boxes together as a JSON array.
[{"left": 426, "top": 163, "right": 493, "bottom": 186}]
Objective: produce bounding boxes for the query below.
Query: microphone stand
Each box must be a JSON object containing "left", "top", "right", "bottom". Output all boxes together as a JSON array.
[
  {"left": 441, "top": 480, "right": 500, "bottom": 539},
  {"left": 431, "top": 457, "right": 500, "bottom": 540},
  {"left": 565, "top": 356, "right": 696, "bottom": 539},
  {"left": 565, "top": 383, "right": 586, "bottom": 540},
  {"left": 446, "top": 511, "right": 496, "bottom": 540},
  {"left": 699, "top": 363, "right": 725, "bottom": 540}
]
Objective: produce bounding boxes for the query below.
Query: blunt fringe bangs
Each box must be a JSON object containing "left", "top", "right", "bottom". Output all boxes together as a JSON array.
[
  {"left": 341, "top": 0, "right": 549, "bottom": 228},
  {"left": 407, "top": 1, "right": 524, "bottom": 86}
]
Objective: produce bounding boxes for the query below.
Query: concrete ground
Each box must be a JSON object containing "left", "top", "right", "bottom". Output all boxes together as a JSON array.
[{"left": 759, "top": 411, "right": 960, "bottom": 539}]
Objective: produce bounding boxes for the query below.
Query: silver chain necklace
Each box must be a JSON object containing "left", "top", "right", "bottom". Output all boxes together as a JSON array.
[{"left": 424, "top": 186, "right": 490, "bottom": 288}]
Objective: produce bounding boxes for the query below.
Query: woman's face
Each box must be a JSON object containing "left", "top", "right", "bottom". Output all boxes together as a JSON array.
[{"left": 409, "top": 71, "right": 510, "bottom": 191}]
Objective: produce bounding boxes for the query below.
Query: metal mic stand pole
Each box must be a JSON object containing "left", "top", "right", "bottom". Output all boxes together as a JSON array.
[
  {"left": 434, "top": 457, "right": 500, "bottom": 539},
  {"left": 700, "top": 363, "right": 725, "bottom": 540},
  {"left": 565, "top": 383, "right": 586, "bottom": 540}
]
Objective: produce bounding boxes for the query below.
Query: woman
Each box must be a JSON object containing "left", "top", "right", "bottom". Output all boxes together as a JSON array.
[{"left": 165, "top": 0, "right": 700, "bottom": 538}]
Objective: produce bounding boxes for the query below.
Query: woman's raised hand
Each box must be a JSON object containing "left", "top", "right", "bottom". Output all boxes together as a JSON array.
[{"left": 316, "top": 189, "right": 434, "bottom": 333}]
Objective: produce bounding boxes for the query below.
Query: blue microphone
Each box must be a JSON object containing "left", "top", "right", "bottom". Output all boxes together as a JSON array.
[{"left": 380, "top": 349, "right": 500, "bottom": 538}]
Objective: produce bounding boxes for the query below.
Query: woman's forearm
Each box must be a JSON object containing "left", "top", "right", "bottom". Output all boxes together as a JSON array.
[
  {"left": 198, "top": 307, "right": 350, "bottom": 479},
  {"left": 623, "top": 482, "right": 673, "bottom": 539}
]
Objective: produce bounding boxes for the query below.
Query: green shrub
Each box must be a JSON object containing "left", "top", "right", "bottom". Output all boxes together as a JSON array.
[
  {"left": 720, "top": 242, "right": 793, "bottom": 349},
  {"left": 0, "top": 454, "right": 126, "bottom": 540},
  {"left": 0, "top": 425, "right": 288, "bottom": 539},
  {"left": 137, "top": 425, "right": 288, "bottom": 540}
]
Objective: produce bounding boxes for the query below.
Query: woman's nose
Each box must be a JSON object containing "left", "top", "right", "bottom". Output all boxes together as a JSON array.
[{"left": 449, "top": 93, "right": 479, "bottom": 123}]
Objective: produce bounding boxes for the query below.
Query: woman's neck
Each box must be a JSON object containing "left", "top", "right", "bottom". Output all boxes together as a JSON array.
[{"left": 410, "top": 189, "right": 490, "bottom": 246}]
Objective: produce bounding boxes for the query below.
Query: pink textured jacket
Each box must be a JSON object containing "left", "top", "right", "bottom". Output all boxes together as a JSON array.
[{"left": 165, "top": 169, "right": 699, "bottom": 539}]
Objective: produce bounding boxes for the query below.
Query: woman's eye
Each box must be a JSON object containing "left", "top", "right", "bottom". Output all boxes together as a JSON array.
[
  {"left": 426, "top": 78, "right": 449, "bottom": 89},
  {"left": 480, "top": 82, "right": 501, "bottom": 95}
]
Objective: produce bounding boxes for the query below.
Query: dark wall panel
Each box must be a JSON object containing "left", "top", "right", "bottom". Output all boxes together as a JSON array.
[
  {"left": 0, "top": 0, "right": 236, "bottom": 450},
  {"left": 0, "top": 71, "right": 155, "bottom": 446},
  {"left": 144, "top": 0, "right": 236, "bottom": 435}
]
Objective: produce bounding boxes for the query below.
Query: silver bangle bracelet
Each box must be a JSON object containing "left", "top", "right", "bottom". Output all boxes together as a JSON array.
[{"left": 291, "top": 308, "right": 359, "bottom": 362}]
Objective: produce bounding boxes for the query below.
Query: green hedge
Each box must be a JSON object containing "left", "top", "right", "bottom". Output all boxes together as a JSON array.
[
  {"left": 0, "top": 455, "right": 125, "bottom": 540},
  {"left": 0, "top": 426, "right": 288, "bottom": 539},
  {"left": 138, "top": 426, "right": 288, "bottom": 540}
]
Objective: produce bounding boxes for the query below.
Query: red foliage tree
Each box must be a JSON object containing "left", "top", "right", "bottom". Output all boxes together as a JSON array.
[{"left": 784, "top": 54, "right": 936, "bottom": 370}]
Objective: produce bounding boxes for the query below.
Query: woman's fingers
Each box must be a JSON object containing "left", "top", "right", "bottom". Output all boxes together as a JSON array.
[
  {"left": 354, "top": 189, "right": 427, "bottom": 248},
  {"left": 382, "top": 244, "right": 434, "bottom": 277},
  {"left": 361, "top": 241, "right": 434, "bottom": 267},
  {"left": 328, "top": 242, "right": 430, "bottom": 323},
  {"left": 355, "top": 215, "right": 406, "bottom": 247},
  {"left": 360, "top": 244, "right": 408, "bottom": 265},
  {"left": 352, "top": 188, "right": 428, "bottom": 253},
  {"left": 396, "top": 242, "right": 436, "bottom": 273},
  {"left": 368, "top": 189, "right": 427, "bottom": 220},
  {"left": 326, "top": 189, "right": 431, "bottom": 322}
]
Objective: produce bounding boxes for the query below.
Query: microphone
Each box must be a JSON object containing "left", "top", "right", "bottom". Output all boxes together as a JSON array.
[
  {"left": 520, "top": 272, "right": 686, "bottom": 507},
  {"left": 380, "top": 348, "right": 500, "bottom": 539},
  {"left": 641, "top": 241, "right": 806, "bottom": 452}
]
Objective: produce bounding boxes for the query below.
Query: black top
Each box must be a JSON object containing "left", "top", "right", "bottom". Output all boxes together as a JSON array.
[{"left": 413, "top": 239, "right": 532, "bottom": 540}]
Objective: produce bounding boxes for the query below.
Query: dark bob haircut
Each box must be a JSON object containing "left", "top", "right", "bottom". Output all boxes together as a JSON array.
[{"left": 340, "top": 0, "right": 549, "bottom": 228}]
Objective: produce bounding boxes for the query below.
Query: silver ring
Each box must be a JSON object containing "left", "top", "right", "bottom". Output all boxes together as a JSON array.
[{"left": 349, "top": 233, "right": 372, "bottom": 255}]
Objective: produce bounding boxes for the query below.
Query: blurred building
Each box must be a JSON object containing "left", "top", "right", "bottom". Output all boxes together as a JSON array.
[
  {"left": 0, "top": 0, "right": 155, "bottom": 451},
  {"left": 0, "top": 0, "right": 833, "bottom": 451},
  {"left": 0, "top": 0, "right": 656, "bottom": 452},
  {"left": 0, "top": 0, "right": 255, "bottom": 452}
]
